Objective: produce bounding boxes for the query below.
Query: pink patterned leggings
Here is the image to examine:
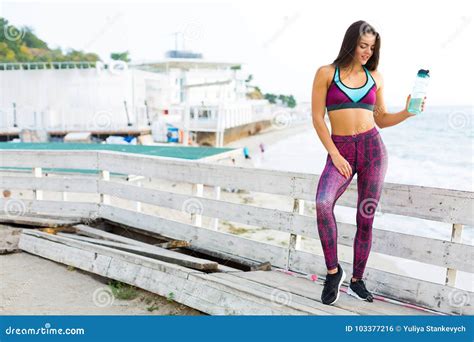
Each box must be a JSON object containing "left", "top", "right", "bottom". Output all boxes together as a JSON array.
[{"left": 315, "top": 126, "right": 388, "bottom": 279}]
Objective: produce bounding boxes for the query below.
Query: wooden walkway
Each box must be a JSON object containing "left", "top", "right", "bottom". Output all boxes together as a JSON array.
[
  {"left": 1, "top": 148, "right": 472, "bottom": 316},
  {"left": 17, "top": 228, "right": 436, "bottom": 316}
]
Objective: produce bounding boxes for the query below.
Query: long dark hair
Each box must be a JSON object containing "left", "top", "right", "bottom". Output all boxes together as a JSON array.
[{"left": 332, "top": 20, "right": 380, "bottom": 71}]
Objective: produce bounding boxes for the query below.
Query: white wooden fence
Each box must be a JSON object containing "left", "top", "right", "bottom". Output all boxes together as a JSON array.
[{"left": 0, "top": 149, "right": 472, "bottom": 315}]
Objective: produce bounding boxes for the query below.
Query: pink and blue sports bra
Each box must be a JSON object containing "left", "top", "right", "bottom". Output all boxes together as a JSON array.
[{"left": 326, "top": 65, "right": 377, "bottom": 112}]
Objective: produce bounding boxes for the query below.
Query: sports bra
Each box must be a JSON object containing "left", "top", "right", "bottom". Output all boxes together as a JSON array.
[{"left": 325, "top": 65, "right": 377, "bottom": 112}]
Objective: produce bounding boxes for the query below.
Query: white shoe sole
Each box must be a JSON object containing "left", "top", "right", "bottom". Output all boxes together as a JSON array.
[
  {"left": 347, "top": 286, "right": 372, "bottom": 301},
  {"left": 326, "top": 267, "right": 346, "bottom": 305}
]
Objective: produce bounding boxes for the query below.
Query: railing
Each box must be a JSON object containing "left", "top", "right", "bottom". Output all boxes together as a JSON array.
[
  {"left": 0, "top": 149, "right": 472, "bottom": 315},
  {"left": 0, "top": 62, "right": 99, "bottom": 71}
]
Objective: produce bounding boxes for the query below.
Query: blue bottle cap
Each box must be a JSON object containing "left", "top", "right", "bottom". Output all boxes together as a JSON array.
[{"left": 417, "top": 69, "right": 430, "bottom": 77}]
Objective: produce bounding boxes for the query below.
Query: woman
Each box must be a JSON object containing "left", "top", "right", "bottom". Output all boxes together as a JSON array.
[{"left": 311, "top": 20, "right": 426, "bottom": 306}]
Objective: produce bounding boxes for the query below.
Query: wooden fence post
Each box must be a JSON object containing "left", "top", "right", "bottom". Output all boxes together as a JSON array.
[
  {"left": 445, "top": 223, "right": 463, "bottom": 287},
  {"left": 33, "top": 167, "right": 43, "bottom": 200},
  {"left": 288, "top": 198, "right": 304, "bottom": 269},
  {"left": 100, "top": 170, "right": 110, "bottom": 205}
]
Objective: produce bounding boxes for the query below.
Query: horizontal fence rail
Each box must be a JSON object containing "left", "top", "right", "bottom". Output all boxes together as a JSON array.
[{"left": 0, "top": 149, "right": 473, "bottom": 315}]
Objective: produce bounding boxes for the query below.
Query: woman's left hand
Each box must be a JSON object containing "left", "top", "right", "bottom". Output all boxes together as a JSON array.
[{"left": 404, "top": 94, "right": 427, "bottom": 117}]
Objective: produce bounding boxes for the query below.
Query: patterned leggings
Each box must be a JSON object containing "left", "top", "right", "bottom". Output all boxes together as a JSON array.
[{"left": 315, "top": 126, "right": 388, "bottom": 279}]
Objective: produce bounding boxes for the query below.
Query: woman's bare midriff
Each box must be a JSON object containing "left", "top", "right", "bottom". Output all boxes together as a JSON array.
[{"left": 327, "top": 108, "right": 376, "bottom": 136}]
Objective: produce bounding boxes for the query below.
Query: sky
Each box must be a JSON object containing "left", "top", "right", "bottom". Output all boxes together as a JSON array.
[{"left": 1, "top": 0, "right": 473, "bottom": 107}]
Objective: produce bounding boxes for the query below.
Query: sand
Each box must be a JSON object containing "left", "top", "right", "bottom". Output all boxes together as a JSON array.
[{"left": 0, "top": 226, "right": 204, "bottom": 315}]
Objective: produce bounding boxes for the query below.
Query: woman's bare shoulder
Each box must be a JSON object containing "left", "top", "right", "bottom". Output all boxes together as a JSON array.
[
  {"left": 370, "top": 69, "right": 384, "bottom": 89},
  {"left": 315, "top": 64, "right": 336, "bottom": 86},
  {"left": 317, "top": 64, "right": 336, "bottom": 75}
]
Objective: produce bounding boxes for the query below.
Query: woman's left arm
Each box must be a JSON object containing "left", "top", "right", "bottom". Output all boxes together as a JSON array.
[{"left": 373, "top": 71, "right": 427, "bottom": 129}]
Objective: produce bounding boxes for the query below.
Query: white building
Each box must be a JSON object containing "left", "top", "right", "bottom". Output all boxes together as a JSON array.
[
  {"left": 0, "top": 61, "right": 155, "bottom": 135},
  {"left": 132, "top": 57, "right": 272, "bottom": 145},
  {"left": 0, "top": 54, "right": 274, "bottom": 145}
]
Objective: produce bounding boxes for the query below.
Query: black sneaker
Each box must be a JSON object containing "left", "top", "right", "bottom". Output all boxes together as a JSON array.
[
  {"left": 347, "top": 279, "right": 374, "bottom": 302},
  {"left": 321, "top": 264, "right": 346, "bottom": 305}
]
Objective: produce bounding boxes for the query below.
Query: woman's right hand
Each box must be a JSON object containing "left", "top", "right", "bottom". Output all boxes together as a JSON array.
[{"left": 330, "top": 153, "right": 352, "bottom": 179}]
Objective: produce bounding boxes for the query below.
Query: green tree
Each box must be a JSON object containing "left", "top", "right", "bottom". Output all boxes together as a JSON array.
[
  {"left": 111, "top": 51, "right": 131, "bottom": 62},
  {"left": 0, "top": 17, "right": 101, "bottom": 63}
]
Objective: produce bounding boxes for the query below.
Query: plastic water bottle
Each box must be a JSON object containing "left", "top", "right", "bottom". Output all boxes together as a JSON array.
[{"left": 408, "top": 69, "right": 430, "bottom": 115}]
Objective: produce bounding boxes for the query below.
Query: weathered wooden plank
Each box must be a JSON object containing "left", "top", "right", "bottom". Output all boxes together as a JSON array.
[
  {"left": 0, "top": 199, "right": 98, "bottom": 219},
  {"left": 21, "top": 230, "right": 197, "bottom": 279},
  {"left": 98, "top": 179, "right": 293, "bottom": 229},
  {"left": 187, "top": 272, "right": 352, "bottom": 315},
  {"left": 156, "top": 240, "right": 190, "bottom": 249},
  {"left": 206, "top": 272, "right": 357, "bottom": 315},
  {"left": 0, "top": 150, "right": 98, "bottom": 170},
  {"left": 0, "top": 175, "right": 98, "bottom": 193},
  {"left": 56, "top": 232, "right": 218, "bottom": 271},
  {"left": 98, "top": 180, "right": 473, "bottom": 273},
  {"left": 74, "top": 225, "right": 238, "bottom": 273},
  {"left": 0, "top": 215, "right": 80, "bottom": 227},
  {"left": 76, "top": 225, "right": 190, "bottom": 249},
  {"left": 230, "top": 271, "right": 435, "bottom": 316},
  {"left": 18, "top": 231, "right": 326, "bottom": 315},
  {"left": 19, "top": 233, "right": 112, "bottom": 275},
  {"left": 73, "top": 224, "right": 150, "bottom": 246},
  {"left": 98, "top": 204, "right": 288, "bottom": 269},
  {"left": 289, "top": 249, "right": 474, "bottom": 316}
]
